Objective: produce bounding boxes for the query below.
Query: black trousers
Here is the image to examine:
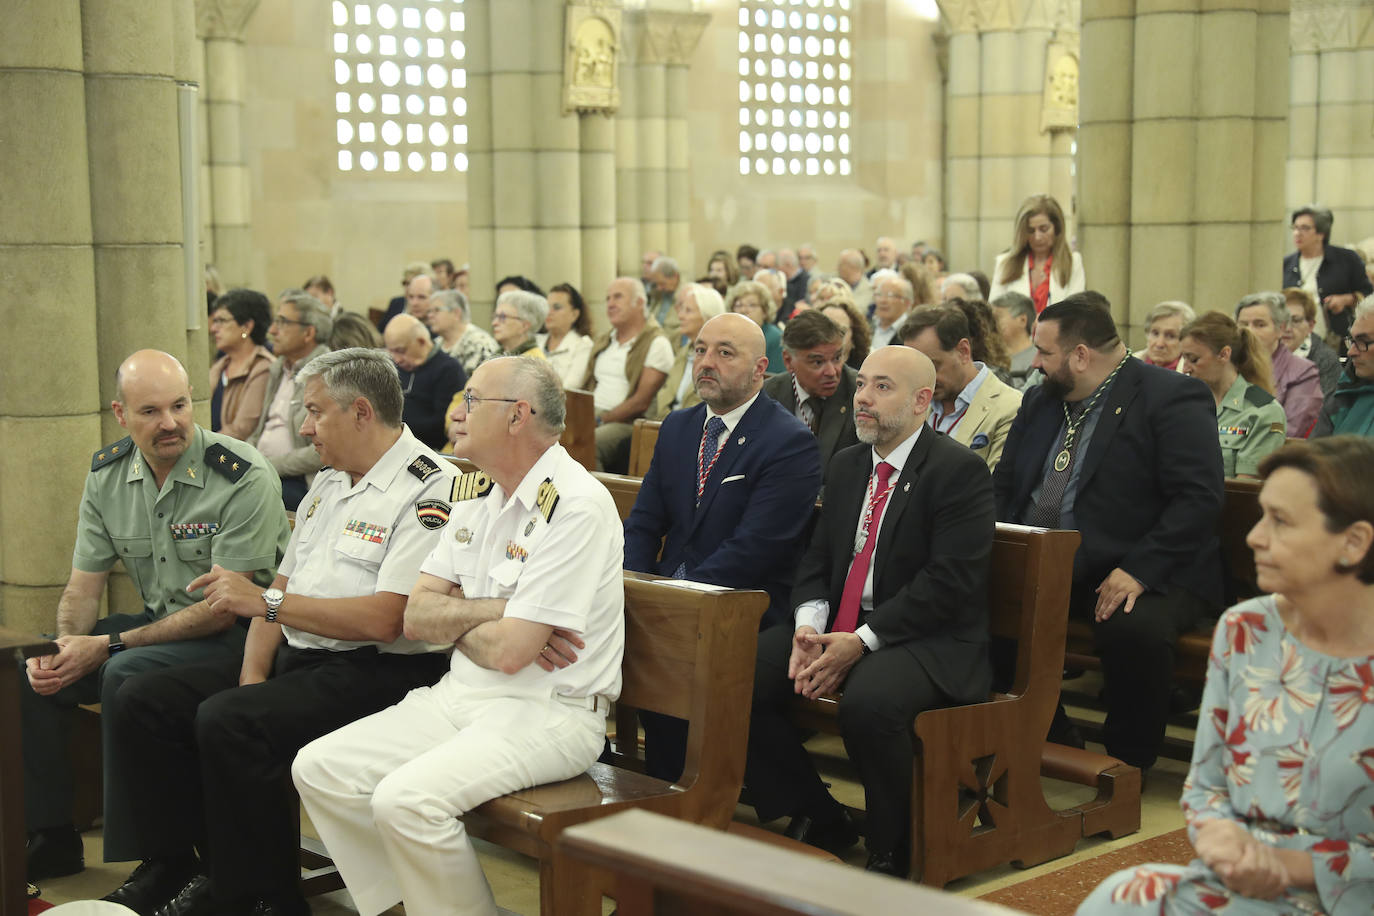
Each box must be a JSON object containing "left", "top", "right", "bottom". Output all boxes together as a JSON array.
[
  {"left": 109, "top": 644, "right": 448, "bottom": 899},
  {"left": 743, "top": 624, "right": 946, "bottom": 857},
  {"left": 1070, "top": 584, "right": 1211, "bottom": 769}
]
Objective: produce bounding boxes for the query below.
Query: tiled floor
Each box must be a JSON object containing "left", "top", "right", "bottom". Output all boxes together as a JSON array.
[{"left": 33, "top": 682, "right": 1194, "bottom": 914}]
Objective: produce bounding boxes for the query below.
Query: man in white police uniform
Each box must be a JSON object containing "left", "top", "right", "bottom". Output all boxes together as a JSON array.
[
  {"left": 101, "top": 348, "right": 456, "bottom": 916},
  {"left": 293, "top": 356, "right": 624, "bottom": 916}
]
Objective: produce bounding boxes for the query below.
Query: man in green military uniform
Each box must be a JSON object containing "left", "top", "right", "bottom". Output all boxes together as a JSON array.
[{"left": 20, "top": 350, "right": 289, "bottom": 881}]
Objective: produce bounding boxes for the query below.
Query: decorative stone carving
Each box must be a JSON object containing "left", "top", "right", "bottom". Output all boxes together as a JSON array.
[
  {"left": 1041, "top": 38, "right": 1079, "bottom": 132},
  {"left": 633, "top": 10, "right": 710, "bottom": 66},
  {"left": 938, "top": 0, "right": 1081, "bottom": 34},
  {"left": 1290, "top": 0, "right": 1374, "bottom": 53},
  {"left": 563, "top": 0, "right": 622, "bottom": 115},
  {"left": 195, "top": 0, "right": 261, "bottom": 40}
]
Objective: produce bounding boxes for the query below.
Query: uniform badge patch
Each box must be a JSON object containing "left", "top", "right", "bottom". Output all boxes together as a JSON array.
[
  {"left": 415, "top": 499, "right": 451, "bottom": 530},
  {"left": 305, "top": 496, "right": 321, "bottom": 520},
  {"left": 408, "top": 455, "right": 442, "bottom": 482},
  {"left": 170, "top": 522, "right": 220, "bottom": 540},
  {"left": 454, "top": 526, "right": 473, "bottom": 544},
  {"left": 505, "top": 540, "right": 529, "bottom": 562},
  {"left": 452, "top": 470, "right": 493, "bottom": 501},
  {"left": 535, "top": 478, "right": 560, "bottom": 522},
  {"left": 91, "top": 437, "right": 134, "bottom": 472},
  {"left": 525, "top": 518, "right": 536, "bottom": 537},
  {"left": 343, "top": 519, "right": 388, "bottom": 544},
  {"left": 204, "top": 443, "right": 249, "bottom": 482}
]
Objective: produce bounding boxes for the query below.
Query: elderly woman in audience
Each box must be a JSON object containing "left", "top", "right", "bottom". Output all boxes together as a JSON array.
[
  {"left": 1282, "top": 205, "right": 1373, "bottom": 349},
  {"left": 819, "top": 292, "right": 871, "bottom": 372},
  {"left": 1178, "top": 312, "right": 1286, "bottom": 478},
  {"left": 705, "top": 250, "right": 740, "bottom": 298},
  {"left": 727, "top": 279, "right": 785, "bottom": 373},
  {"left": 1236, "top": 292, "right": 1324, "bottom": 437},
  {"left": 329, "top": 311, "right": 382, "bottom": 350},
  {"left": 989, "top": 193, "right": 1086, "bottom": 313},
  {"left": 538, "top": 282, "right": 595, "bottom": 388},
  {"left": 753, "top": 269, "right": 788, "bottom": 323},
  {"left": 655, "top": 283, "right": 726, "bottom": 418},
  {"left": 207, "top": 288, "right": 275, "bottom": 439},
  {"left": 491, "top": 289, "right": 549, "bottom": 359},
  {"left": 426, "top": 289, "right": 499, "bottom": 374},
  {"left": 1077, "top": 436, "right": 1374, "bottom": 915},
  {"left": 1282, "top": 288, "right": 1342, "bottom": 396},
  {"left": 1134, "top": 301, "right": 1197, "bottom": 371}
]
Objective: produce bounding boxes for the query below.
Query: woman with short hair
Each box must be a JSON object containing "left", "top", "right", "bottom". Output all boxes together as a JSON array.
[
  {"left": 208, "top": 288, "right": 275, "bottom": 439},
  {"left": 727, "top": 280, "right": 784, "bottom": 373},
  {"left": 1135, "top": 301, "right": 1197, "bottom": 371},
  {"left": 491, "top": 290, "right": 549, "bottom": 359},
  {"left": 1077, "top": 437, "right": 1374, "bottom": 915}
]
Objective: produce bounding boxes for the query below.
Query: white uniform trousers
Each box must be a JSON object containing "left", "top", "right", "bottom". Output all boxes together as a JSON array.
[{"left": 292, "top": 675, "right": 606, "bottom": 916}]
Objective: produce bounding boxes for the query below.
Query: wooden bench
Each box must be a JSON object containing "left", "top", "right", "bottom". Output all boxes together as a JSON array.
[
  {"left": 1064, "top": 476, "right": 1263, "bottom": 693},
  {"left": 560, "top": 388, "right": 597, "bottom": 471},
  {"left": 559, "top": 809, "right": 1023, "bottom": 916},
  {"left": 627, "top": 418, "right": 661, "bottom": 477}
]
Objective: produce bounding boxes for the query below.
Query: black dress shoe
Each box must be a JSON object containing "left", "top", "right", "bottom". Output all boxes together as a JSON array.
[
  {"left": 250, "top": 889, "right": 311, "bottom": 916},
  {"left": 783, "top": 809, "right": 860, "bottom": 855},
  {"left": 865, "top": 850, "right": 910, "bottom": 878},
  {"left": 26, "top": 825, "right": 84, "bottom": 881},
  {"left": 1047, "top": 703, "right": 1086, "bottom": 750},
  {"left": 154, "top": 875, "right": 254, "bottom": 916},
  {"left": 103, "top": 859, "right": 200, "bottom": 916}
]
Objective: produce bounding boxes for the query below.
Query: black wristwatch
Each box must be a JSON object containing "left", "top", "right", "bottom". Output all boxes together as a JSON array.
[{"left": 108, "top": 633, "right": 127, "bottom": 655}]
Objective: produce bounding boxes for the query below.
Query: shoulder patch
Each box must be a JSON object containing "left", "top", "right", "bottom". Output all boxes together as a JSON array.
[
  {"left": 408, "top": 455, "right": 443, "bottom": 483},
  {"left": 204, "top": 443, "right": 249, "bottom": 482},
  {"left": 451, "top": 469, "right": 493, "bottom": 501},
  {"left": 91, "top": 437, "right": 134, "bottom": 471},
  {"left": 1243, "top": 386, "right": 1276, "bottom": 408},
  {"left": 415, "top": 499, "right": 451, "bottom": 530},
  {"left": 536, "top": 478, "right": 560, "bottom": 522}
]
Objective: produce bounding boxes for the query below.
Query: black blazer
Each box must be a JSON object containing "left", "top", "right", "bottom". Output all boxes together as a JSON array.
[
  {"left": 762, "top": 367, "right": 861, "bottom": 477},
  {"left": 792, "top": 430, "right": 995, "bottom": 704},
  {"left": 1282, "top": 245, "right": 1374, "bottom": 338},
  {"left": 993, "top": 357, "right": 1224, "bottom": 605}
]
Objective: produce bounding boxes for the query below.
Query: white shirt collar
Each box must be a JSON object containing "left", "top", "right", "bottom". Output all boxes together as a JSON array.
[
  {"left": 868, "top": 424, "right": 923, "bottom": 475},
  {"left": 931, "top": 362, "right": 990, "bottom": 421},
  {"left": 704, "top": 391, "right": 761, "bottom": 439}
]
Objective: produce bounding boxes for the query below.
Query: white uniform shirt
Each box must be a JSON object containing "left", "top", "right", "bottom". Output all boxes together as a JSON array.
[
  {"left": 422, "top": 444, "right": 625, "bottom": 701},
  {"left": 279, "top": 426, "right": 458, "bottom": 654},
  {"left": 592, "top": 334, "right": 674, "bottom": 413}
]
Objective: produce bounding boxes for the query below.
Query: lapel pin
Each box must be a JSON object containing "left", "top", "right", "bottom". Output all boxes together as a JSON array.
[
  {"left": 737, "top": 436, "right": 746, "bottom": 445},
  {"left": 840, "top": 406, "right": 847, "bottom": 413},
  {"left": 903, "top": 482, "right": 911, "bottom": 492},
  {"left": 1115, "top": 407, "right": 1122, "bottom": 415}
]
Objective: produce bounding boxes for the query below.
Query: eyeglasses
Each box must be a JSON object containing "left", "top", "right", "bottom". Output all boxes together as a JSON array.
[
  {"left": 1345, "top": 335, "right": 1374, "bottom": 354},
  {"left": 462, "top": 390, "right": 536, "bottom": 415},
  {"left": 209, "top": 316, "right": 235, "bottom": 327},
  {"left": 270, "top": 316, "right": 309, "bottom": 327},
  {"left": 490, "top": 312, "right": 522, "bottom": 323},
  {"left": 1292, "top": 224, "right": 1316, "bottom": 234}
]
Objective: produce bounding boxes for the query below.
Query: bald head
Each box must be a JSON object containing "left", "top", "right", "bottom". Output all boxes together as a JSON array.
[
  {"left": 112, "top": 350, "right": 195, "bottom": 472},
  {"left": 692, "top": 313, "right": 769, "bottom": 412},
  {"left": 837, "top": 248, "right": 864, "bottom": 284},
  {"left": 383, "top": 313, "right": 433, "bottom": 371},
  {"left": 115, "top": 350, "right": 190, "bottom": 404},
  {"left": 854, "top": 346, "right": 936, "bottom": 452}
]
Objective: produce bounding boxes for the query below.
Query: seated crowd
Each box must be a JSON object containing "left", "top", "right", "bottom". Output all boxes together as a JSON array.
[{"left": 19, "top": 199, "right": 1374, "bottom": 914}]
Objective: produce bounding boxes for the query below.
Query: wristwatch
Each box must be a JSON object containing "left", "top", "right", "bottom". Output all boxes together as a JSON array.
[
  {"left": 262, "top": 588, "right": 285, "bottom": 623},
  {"left": 107, "top": 633, "right": 126, "bottom": 655}
]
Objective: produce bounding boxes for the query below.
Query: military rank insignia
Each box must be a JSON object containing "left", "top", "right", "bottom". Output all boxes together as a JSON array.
[
  {"left": 454, "top": 526, "right": 473, "bottom": 544},
  {"left": 505, "top": 540, "right": 529, "bottom": 562},
  {"left": 170, "top": 522, "right": 219, "bottom": 540},
  {"left": 452, "top": 470, "right": 493, "bottom": 501},
  {"left": 535, "top": 478, "right": 560, "bottom": 522},
  {"left": 408, "top": 455, "right": 442, "bottom": 482},
  {"left": 343, "top": 519, "right": 388, "bottom": 543},
  {"left": 415, "top": 499, "right": 452, "bottom": 530},
  {"left": 91, "top": 436, "right": 134, "bottom": 471},
  {"left": 204, "top": 443, "right": 249, "bottom": 482},
  {"left": 305, "top": 496, "right": 321, "bottom": 520}
]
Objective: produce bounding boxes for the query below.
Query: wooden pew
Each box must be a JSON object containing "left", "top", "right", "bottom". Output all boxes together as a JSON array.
[
  {"left": 559, "top": 809, "right": 1023, "bottom": 916},
  {"left": 589, "top": 471, "right": 1136, "bottom": 887},
  {"left": 627, "top": 418, "right": 661, "bottom": 477},
  {"left": 561, "top": 388, "right": 597, "bottom": 471}
]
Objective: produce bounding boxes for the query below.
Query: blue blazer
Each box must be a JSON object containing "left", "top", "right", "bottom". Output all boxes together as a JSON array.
[{"left": 624, "top": 394, "right": 822, "bottom": 628}]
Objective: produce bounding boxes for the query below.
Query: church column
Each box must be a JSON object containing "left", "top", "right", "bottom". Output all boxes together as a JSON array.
[
  {"left": 1289, "top": 0, "right": 1374, "bottom": 242},
  {"left": 530, "top": 0, "right": 584, "bottom": 292},
  {"left": 0, "top": 0, "right": 202, "bottom": 628},
  {"left": 580, "top": 113, "right": 618, "bottom": 331},
  {"left": 196, "top": 0, "right": 261, "bottom": 287}
]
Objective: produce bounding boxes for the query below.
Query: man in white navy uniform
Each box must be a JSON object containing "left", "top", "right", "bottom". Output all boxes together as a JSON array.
[
  {"left": 100, "top": 348, "right": 456, "bottom": 916},
  {"left": 293, "top": 356, "right": 625, "bottom": 916}
]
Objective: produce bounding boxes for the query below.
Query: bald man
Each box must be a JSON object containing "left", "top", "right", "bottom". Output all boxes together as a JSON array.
[
  {"left": 20, "top": 351, "right": 289, "bottom": 881},
  {"left": 624, "top": 313, "right": 821, "bottom": 780},
  {"left": 837, "top": 248, "right": 875, "bottom": 317},
  {"left": 383, "top": 313, "right": 466, "bottom": 450},
  {"left": 743, "top": 346, "right": 996, "bottom": 878}
]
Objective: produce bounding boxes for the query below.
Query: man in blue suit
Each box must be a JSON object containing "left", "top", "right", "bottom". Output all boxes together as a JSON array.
[{"left": 624, "top": 312, "right": 822, "bottom": 780}]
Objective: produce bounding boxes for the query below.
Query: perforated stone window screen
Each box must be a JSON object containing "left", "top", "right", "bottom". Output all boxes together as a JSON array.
[
  {"left": 332, "top": 0, "right": 468, "bottom": 174},
  {"left": 737, "top": 0, "right": 853, "bottom": 178}
]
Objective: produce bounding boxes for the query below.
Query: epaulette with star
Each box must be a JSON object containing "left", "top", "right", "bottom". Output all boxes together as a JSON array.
[
  {"left": 451, "top": 469, "right": 493, "bottom": 501},
  {"left": 204, "top": 443, "right": 250, "bottom": 482},
  {"left": 91, "top": 437, "right": 134, "bottom": 471}
]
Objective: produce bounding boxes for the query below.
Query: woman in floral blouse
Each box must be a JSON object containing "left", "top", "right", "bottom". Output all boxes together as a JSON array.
[{"left": 1078, "top": 436, "right": 1374, "bottom": 915}]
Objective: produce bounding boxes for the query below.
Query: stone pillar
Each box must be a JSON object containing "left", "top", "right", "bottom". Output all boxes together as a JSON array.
[
  {"left": 616, "top": 8, "right": 708, "bottom": 274},
  {"left": 1289, "top": 0, "right": 1374, "bottom": 244},
  {"left": 0, "top": 0, "right": 202, "bottom": 629},
  {"left": 939, "top": 0, "right": 1080, "bottom": 274},
  {"left": 196, "top": 0, "right": 261, "bottom": 288},
  {"left": 1079, "top": 0, "right": 1288, "bottom": 341},
  {"left": 580, "top": 113, "right": 618, "bottom": 334}
]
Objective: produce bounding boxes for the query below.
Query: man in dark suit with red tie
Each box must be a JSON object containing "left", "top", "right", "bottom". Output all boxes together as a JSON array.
[
  {"left": 624, "top": 312, "right": 822, "bottom": 781},
  {"left": 743, "top": 345, "right": 996, "bottom": 877}
]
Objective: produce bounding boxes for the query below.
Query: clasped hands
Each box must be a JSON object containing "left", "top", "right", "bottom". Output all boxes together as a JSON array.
[
  {"left": 788, "top": 626, "right": 864, "bottom": 699},
  {"left": 26, "top": 634, "right": 111, "bottom": 696},
  {"left": 1194, "top": 819, "right": 1291, "bottom": 900}
]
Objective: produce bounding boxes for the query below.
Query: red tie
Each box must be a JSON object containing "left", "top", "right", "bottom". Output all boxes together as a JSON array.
[{"left": 833, "top": 461, "right": 895, "bottom": 633}]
